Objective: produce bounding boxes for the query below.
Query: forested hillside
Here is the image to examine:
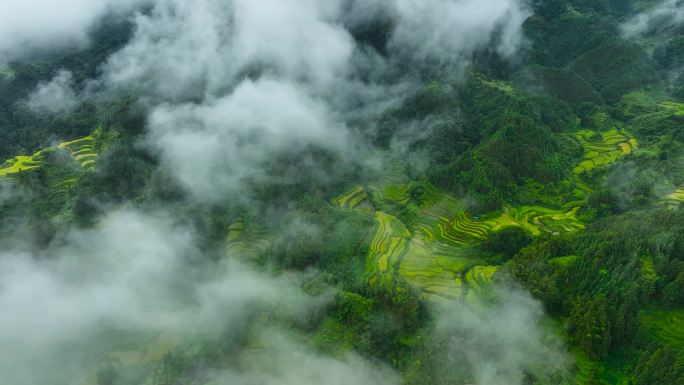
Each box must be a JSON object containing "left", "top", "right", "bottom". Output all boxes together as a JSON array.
[{"left": 0, "top": 1, "right": 683, "bottom": 385}]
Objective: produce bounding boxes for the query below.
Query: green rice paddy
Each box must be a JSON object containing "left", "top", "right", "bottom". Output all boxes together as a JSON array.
[
  {"left": 58, "top": 135, "right": 98, "bottom": 169},
  {"left": 334, "top": 185, "right": 370, "bottom": 209},
  {"left": 0, "top": 133, "right": 100, "bottom": 179},
  {"left": 225, "top": 219, "right": 269, "bottom": 260},
  {"left": 80, "top": 331, "right": 179, "bottom": 385},
  {"left": 572, "top": 128, "right": 637, "bottom": 175},
  {"left": 0, "top": 152, "right": 45, "bottom": 176},
  {"left": 506, "top": 205, "right": 584, "bottom": 236},
  {"left": 350, "top": 182, "right": 589, "bottom": 301},
  {"left": 367, "top": 211, "right": 412, "bottom": 286},
  {"left": 660, "top": 101, "right": 684, "bottom": 117},
  {"left": 336, "top": 128, "right": 638, "bottom": 301},
  {"left": 660, "top": 184, "right": 684, "bottom": 209}
]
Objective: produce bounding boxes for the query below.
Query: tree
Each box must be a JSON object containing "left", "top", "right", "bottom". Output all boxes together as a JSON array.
[
  {"left": 482, "top": 226, "right": 533, "bottom": 260},
  {"left": 568, "top": 295, "right": 612, "bottom": 359}
]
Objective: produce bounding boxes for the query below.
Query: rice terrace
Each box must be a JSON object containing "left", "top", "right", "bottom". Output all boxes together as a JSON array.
[{"left": 333, "top": 125, "right": 640, "bottom": 301}]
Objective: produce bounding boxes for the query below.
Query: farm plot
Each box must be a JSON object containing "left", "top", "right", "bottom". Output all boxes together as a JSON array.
[
  {"left": 333, "top": 128, "right": 636, "bottom": 301},
  {"left": 0, "top": 151, "right": 45, "bottom": 177},
  {"left": 507, "top": 205, "right": 584, "bottom": 236},
  {"left": 225, "top": 219, "right": 269, "bottom": 260},
  {"left": 334, "top": 185, "right": 370, "bottom": 209},
  {"left": 0, "top": 133, "right": 100, "bottom": 179},
  {"left": 572, "top": 128, "right": 637, "bottom": 175},
  {"left": 336, "top": 184, "right": 583, "bottom": 300},
  {"left": 366, "top": 211, "right": 411, "bottom": 286},
  {"left": 661, "top": 185, "right": 684, "bottom": 209},
  {"left": 58, "top": 135, "right": 98, "bottom": 169}
]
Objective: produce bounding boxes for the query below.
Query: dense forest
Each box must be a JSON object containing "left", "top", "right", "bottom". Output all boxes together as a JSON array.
[{"left": 1, "top": 1, "right": 683, "bottom": 385}]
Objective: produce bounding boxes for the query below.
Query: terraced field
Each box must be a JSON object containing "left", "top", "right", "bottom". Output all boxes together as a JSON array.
[
  {"left": 572, "top": 128, "right": 637, "bottom": 175},
  {"left": 660, "top": 101, "right": 684, "bottom": 117},
  {"left": 0, "top": 151, "right": 45, "bottom": 176},
  {"left": 399, "top": 190, "right": 496, "bottom": 299},
  {"left": 357, "top": 190, "right": 568, "bottom": 299},
  {"left": 80, "top": 331, "right": 178, "bottom": 385},
  {"left": 355, "top": 174, "right": 594, "bottom": 300},
  {"left": 337, "top": 128, "right": 638, "bottom": 301},
  {"left": 507, "top": 205, "right": 584, "bottom": 236},
  {"left": 661, "top": 184, "right": 684, "bottom": 209},
  {"left": 58, "top": 135, "right": 98, "bottom": 169},
  {"left": 333, "top": 185, "right": 370, "bottom": 209},
  {"left": 368, "top": 167, "right": 411, "bottom": 205},
  {"left": 367, "top": 211, "right": 411, "bottom": 286},
  {"left": 0, "top": 133, "right": 100, "bottom": 179},
  {"left": 225, "top": 219, "right": 269, "bottom": 260},
  {"left": 349, "top": 184, "right": 512, "bottom": 300}
]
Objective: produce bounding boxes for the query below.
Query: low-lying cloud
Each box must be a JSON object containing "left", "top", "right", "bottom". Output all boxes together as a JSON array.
[
  {"left": 148, "top": 78, "right": 352, "bottom": 200},
  {"left": 207, "top": 328, "right": 400, "bottom": 385},
  {"left": 26, "top": 70, "right": 79, "bottom": 114},
  {"left": 100, "top": 0, "right": 355, "bottom": 102},
  {"left": 431, "top": 287, "right": 570, "bottom": 385},
  {"left": 622, "top": 0, "right": 684, "bottom": 37},
  {"left": 0, "top": 209, "right": 391, "bottom": 385},
  {"left": 390, "top": 0, "right": 530, "bottom": 66},
  {"left": 92, "top": 0, "right": 530, "bottom": 199},
  {"left": 0, "top": 0, "right": 145, "bottom": 63}
]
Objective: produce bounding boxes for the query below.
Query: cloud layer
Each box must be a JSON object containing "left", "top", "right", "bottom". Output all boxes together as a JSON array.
[
  {"left": 390, "top": 0, "right": 530, "bottom": 64},
  {"left": 622, "top": 0, "right": 684, "bottom": 37},
  {"left": 0, "top": 209, "right": 393, "bottom": 385},
  {"left": 0, "top": 0, "right": 144, "bottom": 63},
  {"left": 94, "top": 0, "right": 529, "bottom": 198},
  {"left": 432, "top": 288, "right": 569, "bottom": 385},
  {"left": 27, "top": 70, "right": 79, "bottom": 114}
]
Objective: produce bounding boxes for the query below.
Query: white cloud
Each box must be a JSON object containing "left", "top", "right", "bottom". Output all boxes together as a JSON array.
[
  {"left": 390, "top": 0, "right": 530, "bottom": 66},
  {"left": 431, "top": 287, "right": 570, "bottom": 385},
  {"left": 0, "top": 208, "right": 391, "bottom": 385},
  {"left": 0, "top": 0, "right": 144, "bottom": 63},
  {"left": 209, "top": 329, "right": 400, "bottom": 385},
  {"left": 147, "top": 78, "right": 352, "bottom": 199},
  {"left": 622, "top": 0, "right": 684, "bottom": 37},
  {"left": 95, "top": 0, "right": 530, "bottom": 200},
  {"left": 101, "top": 0, "right": 354, "bottom": 101},
  {"left": 27, "top": 70, "right": 78, "bottom": 114}
]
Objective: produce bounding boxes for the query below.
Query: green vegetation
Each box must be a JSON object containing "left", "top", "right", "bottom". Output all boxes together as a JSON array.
[
  {"left": 4, "top": 2, "right": 684, "bottom": 384},
  {"left": 661, "top": 185, "right": 684, "bottom": 208},
  {"left": 334, "top": 185, "right": 370, "bottom": 209},
  {"left": 572, "top": 128, "right": 638, "bottom": 174},
  {"left": 367, "top": 211, "right": 411, "bottom": 280},
  {"left": 59, "top": 135, "right": 98, "bottom": 169},
  {"left": 0, "top": 152, "right": 45, "bottom": 176},
  {"left": 642, "top": 310, "right": 684, "bottom": 351},
  {"left": 0, "top": 131, "right": 101, "bottom": 178}
]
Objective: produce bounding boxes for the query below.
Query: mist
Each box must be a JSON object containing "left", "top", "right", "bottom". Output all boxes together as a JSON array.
[
  {"left": 26, "top": 70, "right": 79, "bottom": 114},
  {"left": 0, "top": 0, "right": 145, "bottom": 64},
  {"left": 390, "top": 0, "right": 530, "bottom": 66},
  {"left": 0, "top": 209, "right": 393, "bottom": 385},
  {"left": 621, "top": 0, "right": 684, "bottom": 37},
  {"left": 430, "top": 287, "right": 570, "bottom": 385},
  {"left": 93, "top": 0, "right": 530, "bottom": 199}
]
